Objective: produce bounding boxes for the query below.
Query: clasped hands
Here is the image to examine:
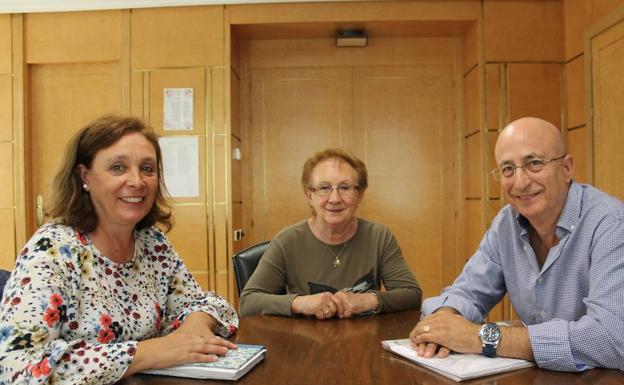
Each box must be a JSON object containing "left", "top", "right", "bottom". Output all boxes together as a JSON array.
[
  {"left": 408, "top": 308, "right": 481, "bottom": 358},
  {"left": 291, "top": 291, "right": 378, "bottom": 320}
]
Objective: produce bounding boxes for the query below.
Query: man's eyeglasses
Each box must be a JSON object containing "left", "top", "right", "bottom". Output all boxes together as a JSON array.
[
  {"left": 308, "top": 183, "right": 360, "bottom": 197},
  {"left": 490, "top": 155, "right": 566, "bottom": 181}
]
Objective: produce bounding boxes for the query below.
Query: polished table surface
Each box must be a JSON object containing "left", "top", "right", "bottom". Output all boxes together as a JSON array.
[{"left": 119, "top": 310, "right": 624, "bottom": 385}]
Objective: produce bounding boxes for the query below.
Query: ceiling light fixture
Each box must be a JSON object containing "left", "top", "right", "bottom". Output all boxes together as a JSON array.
[{"left": 335, "top": 29, "right": 368, "bottom": 48}]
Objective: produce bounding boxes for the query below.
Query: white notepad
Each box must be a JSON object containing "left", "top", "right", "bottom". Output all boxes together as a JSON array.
[
  {"left": 142, "top": 344, "right": 266, "bottom": 381},
  {"left": 381, "top": 339, "right": 533, "bottom": 382}
]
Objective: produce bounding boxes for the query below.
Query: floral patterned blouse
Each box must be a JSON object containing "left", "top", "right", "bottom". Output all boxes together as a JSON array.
[{"left": 0, "top": 222, "right": 239, "bottom": 384}]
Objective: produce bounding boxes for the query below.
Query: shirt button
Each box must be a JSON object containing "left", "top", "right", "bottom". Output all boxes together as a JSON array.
[
  {"left": 571, "top": 225, "right": 576, "bottom": 230},
  {"left": 540, "top": 310, "right": 546, "bottom": 317},
  {"left": 537, "top": 277, "right": 543, "bottom": 283}
]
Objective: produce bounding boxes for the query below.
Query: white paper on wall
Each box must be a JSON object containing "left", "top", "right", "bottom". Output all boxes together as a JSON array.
[
  {"left": 163, "top": 88, "right": 193, "bottom": 130},
  {"left": 159, "top": 136, "right": 200, "bottom": 198}
]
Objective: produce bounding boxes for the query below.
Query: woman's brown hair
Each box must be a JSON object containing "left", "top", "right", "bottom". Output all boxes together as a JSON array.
[
  {"left": 48, "top": 115, "right": 172, "bottom": 232},
  {"left": 301, "top": 148, "right": 368, "bottom": 191}
]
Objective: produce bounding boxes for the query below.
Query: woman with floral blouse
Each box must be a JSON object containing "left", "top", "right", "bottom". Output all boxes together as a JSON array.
[{"left": 0, "top": 115, "right": 239, "bottom": 384}]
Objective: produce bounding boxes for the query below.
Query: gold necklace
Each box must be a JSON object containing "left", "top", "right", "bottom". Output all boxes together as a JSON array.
[{"left": 326, "top": 241, "right": 349, "bottom": 268}]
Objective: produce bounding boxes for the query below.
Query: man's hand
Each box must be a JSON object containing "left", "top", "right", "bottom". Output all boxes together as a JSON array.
[{"left": 409, "top": 308, "right": 480, "bottom": 357}]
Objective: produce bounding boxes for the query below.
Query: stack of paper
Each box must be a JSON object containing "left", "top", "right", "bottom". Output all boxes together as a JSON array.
[
  {"left": 381, "top": 339, "right": 534, "bottom": 382},
  {"left": 142, "top": 344, "right": 266, "bottom": 381}
]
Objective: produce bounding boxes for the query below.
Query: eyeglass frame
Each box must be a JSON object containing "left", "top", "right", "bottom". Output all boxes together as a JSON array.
[
  {"left": 307, "top": 183, "right": 360, "bottom": 197},
  {"left": 490, "top": 155, "right": 567, "bottom": 181}
]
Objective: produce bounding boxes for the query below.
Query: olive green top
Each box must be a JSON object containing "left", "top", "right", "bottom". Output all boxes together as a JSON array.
[{"left": 239, "top": 218, "right": 422, "bottom": 317}]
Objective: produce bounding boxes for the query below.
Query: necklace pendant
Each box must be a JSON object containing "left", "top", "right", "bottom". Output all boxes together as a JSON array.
[{"left": 333, "top": 257, "right": 341, "bottom": 268}]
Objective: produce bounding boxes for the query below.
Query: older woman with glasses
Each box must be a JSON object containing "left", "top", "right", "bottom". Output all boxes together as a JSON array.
[{"left": 239, "top": 148, "right": 422, "bottom": 319}]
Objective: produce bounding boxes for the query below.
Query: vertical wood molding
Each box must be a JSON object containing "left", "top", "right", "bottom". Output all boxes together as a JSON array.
[
  {"left": 205, "top": 67, "right": 216, "bottom": 291},
  {"left": 12, "top": 14, "right": 26, "bottom": 250},
  {"left": 121, "top": 9, "right": 131, "bottom": 114}
]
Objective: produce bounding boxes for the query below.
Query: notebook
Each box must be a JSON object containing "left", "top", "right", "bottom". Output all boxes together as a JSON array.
[
  {"left": 381, "top": 339, "right": 534, "bottom": 382},
  {"left": 142, "top": 344, "right": 266, "bottom": 381}
]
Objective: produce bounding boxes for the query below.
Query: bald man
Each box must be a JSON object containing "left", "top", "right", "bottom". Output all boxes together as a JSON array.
[{"left": 409, "top": 117, "right": 624, "bottom": 372}]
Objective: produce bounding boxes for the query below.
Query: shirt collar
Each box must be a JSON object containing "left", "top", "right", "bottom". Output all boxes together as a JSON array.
[{"left": 515, "top": 181, "right": 580, "bottom": 234}]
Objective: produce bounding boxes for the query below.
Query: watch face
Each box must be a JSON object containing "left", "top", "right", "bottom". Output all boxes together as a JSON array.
[{"left": 482, "top": 325, "right": 501, "bottom": 343}]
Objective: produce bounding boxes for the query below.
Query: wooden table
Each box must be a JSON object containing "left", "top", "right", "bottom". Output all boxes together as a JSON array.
[{"left": 119, "top": 310, "right": 624, "bottom": 385}]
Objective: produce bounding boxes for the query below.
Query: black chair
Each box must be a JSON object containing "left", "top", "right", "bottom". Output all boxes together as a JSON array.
[
  {"left": 0, "top": 269, "right": 11, "bottom": 299},
  {"left": 232, "top": 241, "right": 270, "bottom": 296}
]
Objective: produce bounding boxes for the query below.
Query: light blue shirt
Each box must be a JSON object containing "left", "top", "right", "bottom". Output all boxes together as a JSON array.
[{"left": 423, "top": 182, "right": 624, "bottom": 372}]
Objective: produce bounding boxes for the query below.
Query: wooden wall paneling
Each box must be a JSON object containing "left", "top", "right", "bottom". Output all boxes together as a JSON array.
[
  {"left": 485, "top": 64, "right": 500, "bottom": 130},
  {"left": 130, "top": 71, "right": 144, "bottom": 118},
  {"left": 463, "top": 22, "right": 478, "bottom": 75},
  {"left": 507, "top": 63, "right": 562, "bottom": 126},
  {"left": 27, "top": 62, "right": 123, "bottom": 234},
  {"left": 149, "top": 67, "right": 206, "bottom": 136},
  {"left": 11, "top": 14, "right": 26, "bottom": 250},
  {"left": 228, "top": 1, "right": 480, "bottom": 25},
  {"left": 0, "top": 209, "right": 16, "bottom": 270},
  {"left": 249, "top": 67, "right": 351, "bottom": 244},
  {"left": 0, "top": 15, "right": 11, "bottom": 73},
  {"left": 590, "top": 15, "right": 624, "bottom": 199},
  {"left": 0, "top": 143, "right": 13, "bottom": 207},
  {"left": 214, "top": 203, "right": 229, "bottom": 295},
  {"left": 213, "top": 134, "right": 230, "bottom": 296},
  {"left": 238, "top": 38, "right": 252, "bottom": 254},
  {"left": 483, "top": 0, "right": 564, "bottom": 62},
  {"left": 131, "top": 6, "right": 224, "bottom": 69},
  {"left": 121, "top": 10, "right": 131, "bottom": 115},
  {"left": 212, "top": 67, "right": 226, "bottom": 136},
  {"left": 564, "top": 0, "right": 624, "bottom": 60},
  {"left": 231, "top": 137, "right": 242, "bottom": 208},
  {"left": 0, "top": 76, "right": 11, "bottom": 141},
  {"left": 488, "top": 130, "right": 500, "bottom": 198},
  {"left": 565, "top": 55, "right": 586, "bottom": 128},
  {"left": 352, "top": 65, "right": 455, "bottom": 299},
  {"left": 231, "top": 70, "right": 241, "bottom": 140},
  {"left": 464, "top": 133, "right": 482, "bottom": 199},
  {"left": 166, "top": 204, "right": 209, "bottom": 289},
  {"left": 24, "top": 10, "right": 122, "bottom": 64},
  {"left": 568, "top": 127, "right": 589, "bottom": 183},
  {"left": 248, "top": 37, "right": 458, "bottom": 70},
  {"left": 464, "top": 199, "right": 482, "bottom": 260},
  {"left": 463, "top": 67, "right": 480, "bottom": 135}
]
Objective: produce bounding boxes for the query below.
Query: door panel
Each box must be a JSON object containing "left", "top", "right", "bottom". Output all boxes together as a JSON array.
[
  {"left": 353, "top": 66, "right": 454, "bottom": 298},
  {"left": 592, "top": 18, "right": 624, "bottom": 200},
  {"left": 27, "top": 62, "right": 122, "bottom": 234},
  {"left": 249, "top": 65, "right": 456, "bottom": 298},
  {"left": 249, "top": 67, "right": 352, "bottom": 243}
]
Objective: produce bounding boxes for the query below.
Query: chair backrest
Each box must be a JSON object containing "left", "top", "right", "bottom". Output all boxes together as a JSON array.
[
  {"left": 0, "top": 269, "right": 11, "bottom": 300},
  {"left": 232, "top": 241, "right": 270, "bottom": 296}
]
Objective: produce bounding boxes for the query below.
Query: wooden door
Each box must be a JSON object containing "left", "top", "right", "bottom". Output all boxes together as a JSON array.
[
  {"left": 27, "top": 62, "right": 122, "bottom": 234},
  {"left": 591, "top": 14, "right": 624, "bottom": 200},
  {"left": 248, "top": 65, "right": 456, "bottom": 298},
  {"left": 352, "top": 66, "right": 455, "bottom": 299}
]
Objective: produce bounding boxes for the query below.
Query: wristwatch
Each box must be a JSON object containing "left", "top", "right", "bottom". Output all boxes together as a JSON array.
[{"left": 479, "top": 323, "right": 501, "bottom": 358}]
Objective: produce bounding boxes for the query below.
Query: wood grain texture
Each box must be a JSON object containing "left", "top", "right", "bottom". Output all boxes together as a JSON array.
[
  {"left": 0, "top": 75, "right": 11, "bottom": 141},
  {"left": 24, "top": 10, "right": 121, "bottom": 64},
  {"left": 507, "top": 63, "right": 562, "bottom": 127},
  {"left": 484, "top": 0, "right": 564, "bottom": 62},
  {"left": 119, "top": 310, "right": 624, "bottom": 385},
  {"left": 0, "top": 143, "right": 13, "bottom": 207},
  {"left": 565, "top": 54, "right": 585, "bottom": 128},
  {"left": 567, "top": 127, "right": 589, "bottom": 184},
  {"left": 0, "top": 15, "right": 10, "bottom": 73},
  {"left": 0, "top": 208, "right": 16, "bottom": 270},
  {"left": 591, "top": 16, "right": 624, "bottom": 199},
  {"left": 131, "top": 6, "right": 224, "bottom": 68}
]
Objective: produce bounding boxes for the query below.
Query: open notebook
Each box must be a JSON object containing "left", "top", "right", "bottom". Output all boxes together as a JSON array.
[
  {"left": 381, "top": 339, "right": 533, "bottom": 382},
  {"left": 142, "top": 344, "right": 266, "bottom": 381}
]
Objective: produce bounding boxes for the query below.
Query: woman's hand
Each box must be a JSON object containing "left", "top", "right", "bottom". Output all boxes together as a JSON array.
[
  {"left": 123, "top": 313, "right": 236, "bottom": 377},
  {"left": 291, "top": 292, "right": 339, "bottom": 319},
  {"left": 332, "top": 292, "right": 378, "bottom": 318}
]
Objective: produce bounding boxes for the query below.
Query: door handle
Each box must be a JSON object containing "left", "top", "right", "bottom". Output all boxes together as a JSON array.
[{"left": 36, "top": 194, "right": 44, "bottom": 227}]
